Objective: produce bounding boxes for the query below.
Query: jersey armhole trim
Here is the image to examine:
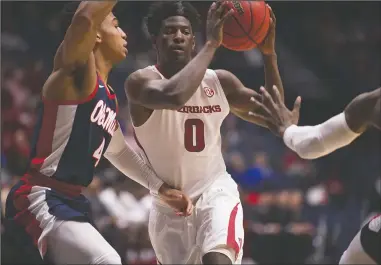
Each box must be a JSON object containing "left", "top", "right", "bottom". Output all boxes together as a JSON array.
[
  {"left": 208, "top": 69, "right": 230, "bottom": 109},
  {"left": 130, "top": 106, "right": 156, "bottom": 129},
  {"left": 130, "top": 65, "right": 161, "bottom": 129},
  {"left": 41, "top": 75, "right": 99, "bottom": 106}
]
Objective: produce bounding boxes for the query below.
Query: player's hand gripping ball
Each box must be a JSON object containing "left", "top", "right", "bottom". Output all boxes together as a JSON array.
[{"left": 221, "top": 1, "right": 271, "bottom": 51}]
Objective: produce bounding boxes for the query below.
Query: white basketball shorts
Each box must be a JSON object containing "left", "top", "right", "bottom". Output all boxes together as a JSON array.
[{"left": 148, "top": 175, "right": 244, "bottom": 264}]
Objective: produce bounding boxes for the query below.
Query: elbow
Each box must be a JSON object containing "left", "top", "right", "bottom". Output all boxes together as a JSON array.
[
  {"left": 296, "top": 150, "right": 320, "bottom": 160},
  {"left": 166, "top": 94, "right": 187, "bottom": 109},
  {"left": 161, "top": 84, "right": 188, "bottom": 109}
]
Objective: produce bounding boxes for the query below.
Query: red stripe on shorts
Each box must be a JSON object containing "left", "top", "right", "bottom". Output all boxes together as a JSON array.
[
  {"left": 227, "top": 202, "right": 241, "bottom": 260},
  {"left": 13, "top": 183, "right": 44, "bottom": 254}
]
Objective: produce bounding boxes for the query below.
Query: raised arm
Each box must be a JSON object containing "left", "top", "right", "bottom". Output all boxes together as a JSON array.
[
  {"left": 125, "top": 1, "right": 233, "bottom": 110},
  {"left": 54, "top": 1, "right": 117, "bottom": 70},
  {"left": 258, "top": 5, "right": 284, "bottom": 101},
  {"left": 125, "top": 42, "right": 217, "bottom": 110}
]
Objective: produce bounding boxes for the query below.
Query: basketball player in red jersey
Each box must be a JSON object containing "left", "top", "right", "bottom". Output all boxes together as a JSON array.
[
  {"left": 249, "top": 85, "right": 381, "bottom": 264},
  {"left": 4, "top": 1, "right": 193, "bottom": 264},
  {"left": 125, "top": 1, "right": 283, "bottom": 264}
]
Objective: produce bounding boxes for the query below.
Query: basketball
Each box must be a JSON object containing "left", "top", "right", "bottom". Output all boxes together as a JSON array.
[{"left": 222, "top": 1, "right": 271, "bottom": 51}]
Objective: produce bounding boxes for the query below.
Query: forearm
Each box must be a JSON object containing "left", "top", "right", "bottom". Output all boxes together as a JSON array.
[
  {"left": 263, "top": 54, "right": 284, "bottom": 101},
  {"left": 283, "top": 113, "right": 361, "bottom": 159},
  {"left": 231, "top": 108, "right": 268, "bottom": 128},
  {"left": 104, "top": 127, "right": 163, "bottom": 194},
  {"left": 163, "top": 42, "right": 217, "bottom": 103},
  {"left": 58, "top": 1, "right": 117, "bottom": 68}
]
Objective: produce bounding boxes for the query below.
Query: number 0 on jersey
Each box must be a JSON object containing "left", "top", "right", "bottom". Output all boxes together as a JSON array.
[{"left": 184, "top": 118, "right": 205, "bottom": 152}]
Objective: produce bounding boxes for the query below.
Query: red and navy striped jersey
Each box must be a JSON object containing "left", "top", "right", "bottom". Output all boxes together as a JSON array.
[{"left": 28, "top": 74, "right": 118, "bottom": 186}]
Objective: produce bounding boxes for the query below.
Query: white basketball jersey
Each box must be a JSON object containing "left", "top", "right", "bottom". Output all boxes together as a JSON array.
[{"left": 133, "top": 65, "right": 231, "bottom": 203}]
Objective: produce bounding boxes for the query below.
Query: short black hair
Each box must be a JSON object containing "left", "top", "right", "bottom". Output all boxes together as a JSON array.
[
  {"left": 59, "top": 2, "right": 80, "bottom": 34},
  {"left": 144, "top": 1, "right": 201, "bottom": 37}
]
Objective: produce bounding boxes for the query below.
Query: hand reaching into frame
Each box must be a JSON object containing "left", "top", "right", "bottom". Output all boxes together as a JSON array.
[{"left": 248, "top": 85, "right": 301, "bottom": 136}]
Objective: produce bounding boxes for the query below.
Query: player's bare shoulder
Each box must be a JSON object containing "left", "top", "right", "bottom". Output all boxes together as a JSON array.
[{"left": 125, "top": 68, "right": 163, "bottom": 127}]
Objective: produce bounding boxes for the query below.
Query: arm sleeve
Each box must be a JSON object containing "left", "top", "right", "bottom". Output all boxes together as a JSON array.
[
  {"left": 282, "top": 112, "right": 361, "bottom": 159},
  {"left": 103, "top": 126, "right": 164, "bottom": 195}
]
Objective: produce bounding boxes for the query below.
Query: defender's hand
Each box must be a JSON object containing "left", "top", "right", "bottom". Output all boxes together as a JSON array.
[
  {"left": 206, "top": 1, "right": 234, "bottom": 48},
  {"left": 258, "top": 5, "right": 276, "bottom": 55},
  {"left": 158, "top": 183, "right": 194, "bottom": 216},
  {"left": 249, "top": 86, "right": 301, "bottom": 136}
]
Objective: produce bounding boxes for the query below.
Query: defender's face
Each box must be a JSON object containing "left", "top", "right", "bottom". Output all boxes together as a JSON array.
[
  {"left": 99, "top": 13, "right": 127, "bottom": 62},
  {"left": 156, "top": 16, "right": 195, "bottom": 63}
]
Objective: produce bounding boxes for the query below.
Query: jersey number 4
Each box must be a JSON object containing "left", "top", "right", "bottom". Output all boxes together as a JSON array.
[
  {"left": 93, "top": 138, "right": 105, "bottom": 167},
  {"left": 184, "top": 119, "right": 205, "bottom": 152}
]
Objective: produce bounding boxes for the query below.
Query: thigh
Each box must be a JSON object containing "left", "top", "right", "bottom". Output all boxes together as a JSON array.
[
  {"left": 339, "top": 230, "right": 376, "bottom": 264},
  {"left": 196, "top": 179, "right": 244, "bottom": 263},
  {"left": 359, "top": 214, "right": 381, "bottom": 264},
  {"left": 148, "top": 207, "right": 197, "bottom": 264},
  {"left": 47, "top": 220, "right": 121, "bottom": 264}
]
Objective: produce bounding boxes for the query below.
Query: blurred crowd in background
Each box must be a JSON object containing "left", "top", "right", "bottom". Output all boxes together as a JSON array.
[{"left": 1, "top": 1, "right": 380, "bottom": 264}]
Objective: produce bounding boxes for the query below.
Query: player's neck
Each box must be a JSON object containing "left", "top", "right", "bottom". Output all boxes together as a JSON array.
[{"left": 94, "top": 49, "right": 113, "bottom": 84}]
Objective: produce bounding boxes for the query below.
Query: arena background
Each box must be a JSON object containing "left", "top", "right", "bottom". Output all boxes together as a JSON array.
[{"left": 1, "top": 1, "right": 380, "bottom": 264}]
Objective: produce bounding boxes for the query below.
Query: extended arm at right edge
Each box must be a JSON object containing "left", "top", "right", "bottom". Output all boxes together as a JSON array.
[
  {"left": 283, "top": 88, "right": 380, "bottom": 159},
  {"left": 283, "top": 113, "right": 361, "bottom": 159}
]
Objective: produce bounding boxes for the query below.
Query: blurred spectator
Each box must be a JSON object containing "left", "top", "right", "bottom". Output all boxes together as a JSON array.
[
  {"left": 282, "top": 189, "right": 315, "bottom": 263},
  {"left": 234, "top": 151, "right": 275, "bottom": 192},
  {"left": 247, "top": 183, "right": 282, "bottom": 263},
  {"left": 227, "top": 151, "right": 246, "bottom": 182}
]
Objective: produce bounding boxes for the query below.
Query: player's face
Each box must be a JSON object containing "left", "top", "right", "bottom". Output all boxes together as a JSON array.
[
  {"left": 98, "top": 13, "right": 127, "bottom": 63},
  {"left": 155, "top": 16, "right": 195, "bottom": 64}
]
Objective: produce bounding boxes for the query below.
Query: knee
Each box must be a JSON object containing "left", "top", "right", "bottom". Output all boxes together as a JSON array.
[
  {"left": 339, "top": 250, "right": 349, "bottom": 264},
  {"left": 92, "top": 252, "right": 122, "bottom": 265},
  {"left": 202, "top": 250, "right": 233, "bottom": 265}
]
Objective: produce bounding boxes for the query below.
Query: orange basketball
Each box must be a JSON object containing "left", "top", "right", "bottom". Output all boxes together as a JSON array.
[{"left": 222, "top": 1, "right": 271, "bottom": 51}]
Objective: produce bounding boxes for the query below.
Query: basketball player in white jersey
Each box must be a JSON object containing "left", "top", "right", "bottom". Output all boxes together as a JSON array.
[
  {"left": 249, "top": 85, "right": 381, "bottom": 264},
  {"left": 125, "top": 1, "right": 283, "bottom": 264}
]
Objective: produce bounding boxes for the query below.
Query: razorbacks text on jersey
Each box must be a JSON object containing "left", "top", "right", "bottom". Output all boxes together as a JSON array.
[
  {"left": 28, "top": 73, "right": 118, "bottom": 186},
  {"left": 133, "top": 65, "right": 230, "bottom": 203}
]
